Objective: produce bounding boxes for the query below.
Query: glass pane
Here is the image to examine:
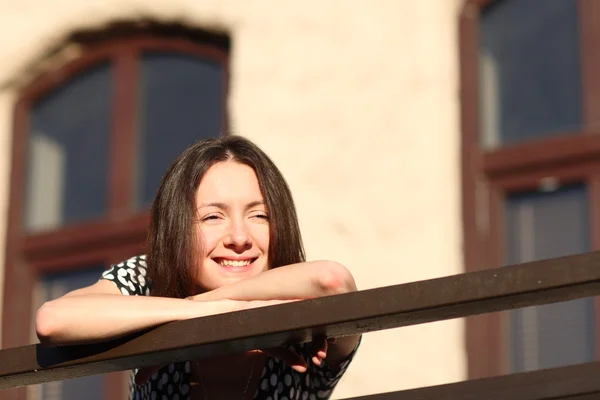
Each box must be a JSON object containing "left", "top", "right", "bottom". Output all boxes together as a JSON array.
[
  {"left": 505, "top": 184, "right": 594, "bottom": 373},
  {"left": 36, "top": 266, "right": 106, "bottom": 400},
  {"left": 479, "top": 0, "right": 582, "bottom": 148},
  {"left": 24, "top": 63, "right": 111, "bottom": 232},
  {"left": 135, "top": 52, "right": 225, "bottom": 208}
]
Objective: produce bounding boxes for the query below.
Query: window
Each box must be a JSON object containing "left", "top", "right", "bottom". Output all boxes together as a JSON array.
[
  {"left": 136, "top": 52, "right": 225, "bottom": 207},
  {"left": 25, "top": 63, "right": 112, "bottom": 232},
  {"left": 460, "top": 0, "right": 600, "bottom": 378},
  {"left": 32, "top": 267, "right": 107, "bottom": 400},
  {"left": 478, "top": 0, "right": 582, "bottom": 148},
  {"left": 2, "top": 28, "right": 229, "bottom": 400},
  {"left": 505, "top": 185, "right": 594, "bottom": 372}
]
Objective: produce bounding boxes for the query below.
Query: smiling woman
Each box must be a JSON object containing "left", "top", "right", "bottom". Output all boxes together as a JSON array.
[{"left": 34, "top": 135, "right": 360, "bottom": 400}]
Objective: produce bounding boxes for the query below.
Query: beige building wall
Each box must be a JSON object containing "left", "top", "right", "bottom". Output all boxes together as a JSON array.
[{"left": 0, "top": 0, "right": 465, "bottom": 397}]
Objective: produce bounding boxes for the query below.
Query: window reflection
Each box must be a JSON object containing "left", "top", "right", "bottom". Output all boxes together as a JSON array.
[
  {"left": 24, "top": 63, "right": 111, "bottom": 232},
  {"left": 134, "top": 52, "right": 225, "bottom": 208},
  {"left": 505, "top": 184, "right": 594, "bottom": 372},
  {"left": 479, "top": 0, "right": 582, "bottom": 148}
]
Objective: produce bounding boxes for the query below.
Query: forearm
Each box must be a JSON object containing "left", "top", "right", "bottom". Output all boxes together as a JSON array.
[
  {"left": 36, "top": 294, "right": 233, "bottom": 346},
  {"left": 197, "top": 260, "right": 357, "bottom": 302},
  {"left": 190, "top": 260, "right": 360, "bottom": 367}
]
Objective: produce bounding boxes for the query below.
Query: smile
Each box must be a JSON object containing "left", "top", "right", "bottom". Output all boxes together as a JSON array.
[
  {"left": 213, "top": 257, "right": 258, "bottom": 269},
  {"left": 219, "top": 259, "right": 251, "bottom": 267}
]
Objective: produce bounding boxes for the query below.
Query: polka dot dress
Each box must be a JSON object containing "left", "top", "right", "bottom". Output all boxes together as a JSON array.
[{"left": 101, "top": 255, "right": 360, "bottom": 400}]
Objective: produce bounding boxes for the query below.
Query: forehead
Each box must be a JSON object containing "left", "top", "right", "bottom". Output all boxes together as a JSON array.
[{"left": 196, "top": 161, "right": 263, "bottom": 201}]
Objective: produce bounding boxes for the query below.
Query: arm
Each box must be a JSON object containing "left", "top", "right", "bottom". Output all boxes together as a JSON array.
[
  {"left": 193, "top": 260, "right": 361, "bottom": 366},
  {"left": 194, "top": 260, "right": 357, "bottom": 302},
  {"left": 36, "top": 281, "right": 281, "bottom": 346}
]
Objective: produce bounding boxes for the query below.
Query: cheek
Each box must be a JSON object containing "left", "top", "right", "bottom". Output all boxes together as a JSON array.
[
  {"left": 198, "top": 227, "right": 222, "bottom": 256},
  {"left": 253, "top": 225, "right": 270, "bottom": 250}
]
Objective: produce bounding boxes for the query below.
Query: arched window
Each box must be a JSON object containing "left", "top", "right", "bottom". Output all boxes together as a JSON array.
[
  {"left": 460, "top": 0, "right": 600, "bottom": 380},
  {"left": 2, "top": 26, "right": 229, "bottom": 400}
]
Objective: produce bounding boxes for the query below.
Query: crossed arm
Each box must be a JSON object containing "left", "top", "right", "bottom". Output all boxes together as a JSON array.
[
  {"left": 36, "top": 260, "right": 360, "bottom": 369},
  {"left": 192, "top": 260, "right": 360, "bottom": 367}
]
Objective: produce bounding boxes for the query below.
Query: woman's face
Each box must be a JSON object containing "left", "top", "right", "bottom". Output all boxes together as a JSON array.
[{"left": 194, "top": 160, "right": 270, "bottom": 291}]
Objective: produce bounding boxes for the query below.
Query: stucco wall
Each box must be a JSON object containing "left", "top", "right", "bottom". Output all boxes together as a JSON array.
[
  {"left": 0, "top": 90, "right": 14, "bottom": 340},
  {"left": 0, "top": 0, "right": 464, "bottom": 397}
]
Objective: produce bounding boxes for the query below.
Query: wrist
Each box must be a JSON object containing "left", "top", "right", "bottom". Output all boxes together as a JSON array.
[
  {"left": 218, "top": 299, "right": 240, "bottom": 313},
  {"left": 181, "top": 298, "right": 238, "bottom": 320}
]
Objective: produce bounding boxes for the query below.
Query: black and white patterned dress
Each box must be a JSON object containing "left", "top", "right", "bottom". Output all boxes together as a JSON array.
[{"left": 101, "top": 255, "right": 360, "bottom": 400}]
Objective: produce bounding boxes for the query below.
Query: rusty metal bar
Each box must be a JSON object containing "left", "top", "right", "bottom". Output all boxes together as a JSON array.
[
  {"left": 342, "top": 361, "right": 600, "bottom": 400},
  {"left": 1, "top": 251, "right": 599, "bottom": 389}
]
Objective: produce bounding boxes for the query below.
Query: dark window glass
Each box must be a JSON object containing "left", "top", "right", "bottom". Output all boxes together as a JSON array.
[
  {"left": 37, "top": 266, "right": 106, "bottom": 400},
  {"left": 505, "top": 184, "right": 594, "bottom": 372},
  {"left": 134, "top": 52, "right": 225, "bottom": 208},
  {"left": 479, "top": 0, "right": 581, "bottom": 148},
  {"left": 24, "top": 63, "right": 111, "bottom": 232}
]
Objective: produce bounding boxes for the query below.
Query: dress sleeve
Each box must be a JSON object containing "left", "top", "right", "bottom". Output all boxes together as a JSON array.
[
  {"left": 299, "top": 335, "right": 362, "bottom": 398},
  {"left": 101, "top": 255, "right": 150, "bottom": 296}
]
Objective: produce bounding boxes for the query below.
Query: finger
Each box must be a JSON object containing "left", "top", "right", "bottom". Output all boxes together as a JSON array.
[
  {"left": 262, "top": 348, "right": 306, "bottom": 372},
  {"left": 312, "top": 337, "right": 328, "bottom": 366},
  {"left": 261, "top": 347, "right": 307, "bottom": 373},
  {"left": 134, "top": 365, "right": 161, "bottom": 385}
]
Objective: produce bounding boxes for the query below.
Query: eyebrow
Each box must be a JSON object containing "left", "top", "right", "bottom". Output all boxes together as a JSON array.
[{"left": 198, "top": 200, "right": 266, "bottom": 210}]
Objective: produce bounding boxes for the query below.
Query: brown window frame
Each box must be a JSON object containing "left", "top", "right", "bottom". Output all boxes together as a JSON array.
[
  {"left": 460, "top": 0, "right": 600, "bottom": 379},
  {"left": 2, "top": 34, "right": 229, "bottom": 400}
]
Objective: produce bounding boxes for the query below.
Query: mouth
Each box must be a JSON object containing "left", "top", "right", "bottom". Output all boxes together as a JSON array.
[{"left": 212, "top": 257, "right": 258, "bottom": 272}]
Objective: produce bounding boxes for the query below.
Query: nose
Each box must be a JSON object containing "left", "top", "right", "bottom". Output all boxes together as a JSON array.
[{"left": 223, "top": 219, "right": 252, "bottom": 252}]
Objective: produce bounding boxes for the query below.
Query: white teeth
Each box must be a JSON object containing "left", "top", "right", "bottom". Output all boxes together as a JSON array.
[{"left": 219, "top": 259, "right": 252, "bottom": 267}]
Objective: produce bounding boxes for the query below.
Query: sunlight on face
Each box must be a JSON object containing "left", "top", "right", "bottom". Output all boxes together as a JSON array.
[{"left": 194, "top": 161, "right": 270, "bottom": 291}]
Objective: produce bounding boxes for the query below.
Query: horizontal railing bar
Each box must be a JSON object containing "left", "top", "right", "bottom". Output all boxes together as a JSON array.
[
  {"left": 341, "top": 360, "right": 600, "bottom": 400},
  {"left": 1, "top": 251, "right": 600, "bottom": 389}
]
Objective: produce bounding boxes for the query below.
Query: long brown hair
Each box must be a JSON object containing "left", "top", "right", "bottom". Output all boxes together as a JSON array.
[{"left": 147, "top": 135, "right": 305, "bottom": 298}]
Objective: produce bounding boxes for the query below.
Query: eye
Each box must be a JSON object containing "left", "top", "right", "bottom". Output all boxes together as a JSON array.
[
  {"left": 253, "top": 213, "right": 269, "bottom": 220},
  {"left": 202, "top": 214, "right": 221, "bottom": 221}
]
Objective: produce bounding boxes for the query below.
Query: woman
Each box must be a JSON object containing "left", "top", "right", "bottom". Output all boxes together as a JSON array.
[{"left": 36, "top": 135, "right": 360, "bottom": 400}]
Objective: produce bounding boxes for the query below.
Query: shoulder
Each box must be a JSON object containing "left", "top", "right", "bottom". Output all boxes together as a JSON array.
[{"left": 101, "top": 255, "right": 149, "bottom": 296}]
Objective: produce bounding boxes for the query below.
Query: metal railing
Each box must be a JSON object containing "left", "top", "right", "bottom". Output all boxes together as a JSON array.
[{"left": 1, "top": 251, "right": 600, "bottom": 398}]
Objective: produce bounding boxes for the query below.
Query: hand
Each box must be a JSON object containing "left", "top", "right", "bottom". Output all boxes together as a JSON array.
[
  {"left": 258, "top": 347, "right": 307, "bottom": 373},
  {"left": 236, "top": 299, "right": 314, "bottom": 373},
  {"left": 258, "top": 336, "right": 337, "bottom": 373},
  {"left": 134, "top": 337, "right": 340, "bottom": 384},
  {"left": 310, "top": 336, "right": 336, "bottom": 367}
]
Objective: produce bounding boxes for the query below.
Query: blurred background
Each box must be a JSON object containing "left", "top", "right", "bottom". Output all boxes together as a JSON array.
[{"left": 0, "top": 0, "right": 598, "bottom": 398}]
